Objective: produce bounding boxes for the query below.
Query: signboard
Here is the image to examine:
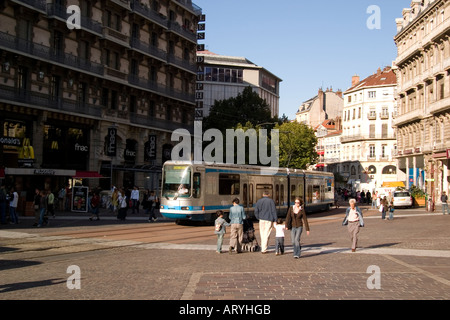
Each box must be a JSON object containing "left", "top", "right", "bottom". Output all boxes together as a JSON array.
[
  {"left": 106, "top": 127, "right": 117, "bottom": 157},
  {"left": 72, "top": 186, "right": 89, "bottom": 213},
  {"left": 144, "top": 135, "right": 157, "bottom": 162}
]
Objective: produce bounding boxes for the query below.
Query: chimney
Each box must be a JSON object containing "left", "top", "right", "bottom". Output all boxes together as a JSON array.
[
  {"left": 377, "top": 67, "right": 382, "bottom": 75},
  {"left": 336, "top": 89, "right": 342, "bottom": 98},
  {"left": 352, "top": 74, "right": 360, "bottom": 86}
]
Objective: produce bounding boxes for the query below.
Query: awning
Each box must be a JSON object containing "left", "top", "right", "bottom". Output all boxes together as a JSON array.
[
  {"left": 72, "top": 171, "right": 106, "bottom": 179},
  {"left": 382, "top": 181, "right": 405, "bottom": 188},
  {"left": 4, "top": 168, "right": 76, "bottom": 176}
]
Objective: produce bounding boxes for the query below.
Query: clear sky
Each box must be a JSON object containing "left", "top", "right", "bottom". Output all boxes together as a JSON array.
[{"left": 193, "top": 0, "right": 410, "bottom": 119}]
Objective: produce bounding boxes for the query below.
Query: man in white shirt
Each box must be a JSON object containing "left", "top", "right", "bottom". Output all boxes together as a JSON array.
[
  {"left": 9, "top": 188, "right": 19, "bottom": 224},
  {"left": 130, "top": 186, "right": 140, "bottom": 214}
]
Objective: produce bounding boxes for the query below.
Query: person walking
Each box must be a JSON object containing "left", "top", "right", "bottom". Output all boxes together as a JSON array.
[
  {"left": 38, "top": 190, "right": 48, "bottom": 227},
  {"left": 148, "top": 191, "right": 158, "bottom": 222},
  {"left": 214, "top": 210, "right": 230, "bottom": 254},
  {"left": 274, "top": 218, "right": 286, "bottom": 256},
  {"left": 388, "top": 196, "right": 395, "bottom": 220},
  {"left": 130, "top": 186, "right": 140, "bottom": 214},
  {"left": 372, "top": 191, "right": 378, "bottom": 209},
  {"left": 89, "top": 191, "right": 101, "bottom": 221},
  {"left": 342, "top": 199, "right": 365, "bottom": 252},
  {"left": 0, "top": 186, "right": 7, "bottom": 225},
  {"left": 254, "top": 191, "right": 277, "bottom": 254},
  {"left": 228, "top": 198, "right": 246, "bottom": 254},
  {"left": 9, "top": 187, "right": 19, "bottom": 224},
  {"left": 285, "top": 198, "right": 310, "bottom": 259},
  {"left": 441, "top": 191, "right": 449, "bottom": 215},
  {"left": 47, "top": 190, "right": 55, "bottom": 218},
  {"left": 32, "top": 188, "right": 41, "bottom": 227},
  {"left": 117, "top": 188, "right": 128, "bottom": 221},
  {"left": 380, "top": 196, "right": 388, "bottom": 220}
]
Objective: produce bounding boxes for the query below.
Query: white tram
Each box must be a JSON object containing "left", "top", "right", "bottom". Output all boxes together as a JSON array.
[{"left": 160, "top": 161, "right": 334, "bottom": 223}]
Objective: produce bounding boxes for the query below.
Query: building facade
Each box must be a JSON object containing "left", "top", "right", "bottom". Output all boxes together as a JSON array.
[
  {"left": 393, "top": 0, "right": 450, "bottom": 206},
  {"left": 0, "top": 0, "right": 201, "bottom": 208},
  {"left": 340, "top": 67, "right": 398, "bottom": 192},
  {"left": 295, "top": 88, "right": 343, "bottom": 129},
  {"left": 314, "top": 118, "right": 342, "bottom": 172},
  {"left": 195, "top": 50, "right": 282, "bottom": 119}
]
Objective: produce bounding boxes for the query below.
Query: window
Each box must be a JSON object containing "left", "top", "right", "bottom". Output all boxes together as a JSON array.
[
  {"left": 369, "top": 145, "right": 376, "bottom": 158},
  {"left": 219, "top": 174, "right": 240, "bottom": 195},
  {"left": 368, "top": 91, "right": 376, "bottom": 99},
  {"left": 381, "top": 144, "right": 387, "bottom": 158},
  {"left": 369, "top": 124, "right": 376, "bottom": 138},
  {"left": 111, "top": 90, "right": 117, "bottom": 110},
  {"left": 193, "top": 173, "right": 201, "bottom": 198},
  {"left": 256, "top": 184, "right": 273, "bottom": 201},
  {"left": 50, "top": 76, "right": 60, "bottom": 101}
]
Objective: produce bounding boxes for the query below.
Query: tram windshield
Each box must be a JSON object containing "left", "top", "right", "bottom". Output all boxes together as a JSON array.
[{"left": 163, "top": 165, "right": 192, "bottom": 198}]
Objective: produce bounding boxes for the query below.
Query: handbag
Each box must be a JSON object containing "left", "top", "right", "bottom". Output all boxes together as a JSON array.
[{"left": 379, "top": 205, "right": 383, "bottom": 213}]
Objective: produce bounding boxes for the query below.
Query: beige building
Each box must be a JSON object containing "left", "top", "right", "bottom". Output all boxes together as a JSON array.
[
  {"left": 393, "top": 0, "right": 450, "bottom": 205},
  {"left": 196, "top": 50, "right": 282, "bottom": 119},
  {"left": 0, "top": 0, "right": 201, "bottom": 202},
  {"left": 296, "top": 88, "right": 343, "bottom": 129},
  {"left": 341, "top": 67, "right": 398, "bottom": 191}
]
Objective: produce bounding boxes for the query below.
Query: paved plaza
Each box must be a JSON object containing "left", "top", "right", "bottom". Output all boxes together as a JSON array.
[{"left": 0, "top": 205, "right": 449, "bottom": 309}]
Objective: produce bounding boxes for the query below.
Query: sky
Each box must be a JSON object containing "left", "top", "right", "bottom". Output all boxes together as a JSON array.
[{"left": 193, "top": 0, "right": 410, "bottom": 119}]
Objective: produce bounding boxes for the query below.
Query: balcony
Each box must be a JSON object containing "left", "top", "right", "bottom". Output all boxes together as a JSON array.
[
  {"left": 167, "top": 20, "right": 197, "bottom": 43},
  {"left": 131, "top": 0, "right": 168, "bottom": 28},
  {"left": 129, "top": 112, "right": 193, "bottom": 133},
  {"left": 367, "top": 113, "right": 377, "bottom": 120},
  {"left": 0, "top": 31, "right": 104, "bottom": 76},
  {"left": 167, "top": 53, "right": 196, "bottom": 74},
  {"left": 341, "top": 134, "right": 396, "bottom": 143},
  {"left": 0, "top": 84, "right": 102, "bottom": 118},
  {"left": 174, "top": 0, "right": 202, "bottom": 16},
  {"left": 10, "top": 0, "right": 46, "bottom": 13},
  {"left": 105, "top": 66, "right": 128, "bottom": 81},
  {"left": 379, "top": 113, "right": 389, "bottom": 120},
  {"left": 130, "top": 37, "right": 167, "bottom": 62},
  {"left": 103, "top": 27, "right": 130, "bottom": 47}
]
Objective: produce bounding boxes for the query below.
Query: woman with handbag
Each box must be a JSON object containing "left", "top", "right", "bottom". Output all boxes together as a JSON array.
[
  {"left": 342, "top": 199, "right": 365, "bottom": 252},
  {"left": 285, "top": 198, "right": 310, "bottom": 259}
]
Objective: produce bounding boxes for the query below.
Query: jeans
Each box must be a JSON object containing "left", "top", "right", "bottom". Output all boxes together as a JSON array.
[
  {"left": 275, "top": 237, "right": 284, "bottom": 254},
  {"left": 216, "top": 233, "right": 224, "bottom": 252},
  {"left": 389, "top": 208, "right": 394, "bottom": 220},
  {"left": 442, "top": 203, "right": 449, "bottom": 215},
  {"left": 9, "top": 206, "right": 18, "bottom": 223},
  {"left": 38, "top": 208, "right": 46, "bottom": 226},
  {"left": 381, "top": 207, "right": 386, "bottom": 220},
  {"left": 291, "top": 227, "right": 303, "bottom": 257}
]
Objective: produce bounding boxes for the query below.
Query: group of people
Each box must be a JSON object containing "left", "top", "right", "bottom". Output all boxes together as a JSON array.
[
  {"left": 33, "top": 188, "right": 56, "bottom": 227},
  {"left": 214, "top": 191, "right": 311, "bottom": 259},
  {"left": 109, "top": 186, "right": 160, "bottom": 222}
]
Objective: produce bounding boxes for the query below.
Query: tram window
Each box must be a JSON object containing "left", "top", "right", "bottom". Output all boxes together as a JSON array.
[
  {"left": 193, "top": 173, "right": 201, "bottom": 198},
  {"left": 313, "top": 185, "right": 321, "bottom": 203},
  {"left": 281, "top": 184, "right": 284, "bottom": 206},
  {"left": 249, "top": 183, "right": 254, "bottom": 207},
  {"left": 275, "top": 184, "right": 279, "bottom": 205},
  {"left": 298, "top": 184, "right": 304, "bottom": 201},
  {"left": 256, "top": 184, "right": 273, "bottom": 200},
  {"left": 243, "top": 184, "right": 248, "bottom": 207},
  {"left": 219, "top": 174, "right": 240, "bottom": 195},
  {"left": 290, "top": 185, "right": 296, "bottom": 202},
  {"left": 307, "top": 185, "right": 313, "bottom": 204}
]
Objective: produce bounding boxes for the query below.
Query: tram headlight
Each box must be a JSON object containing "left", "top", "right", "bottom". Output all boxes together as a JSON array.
[{"left": 181, "top": 206, "right": 190, "bottom": 210}]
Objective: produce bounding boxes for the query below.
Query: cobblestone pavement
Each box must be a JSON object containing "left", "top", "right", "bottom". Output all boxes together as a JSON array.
[{"left": 0, "top": 205, "right": 449, "bottom": 306}]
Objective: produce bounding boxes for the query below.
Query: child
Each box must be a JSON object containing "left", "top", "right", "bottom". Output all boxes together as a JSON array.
[
  {"left": 274, "top": 218, "right": 285, "bottom": 255},
  {"left": 214, "top": 210, "right": 230, "bottom": 254}
]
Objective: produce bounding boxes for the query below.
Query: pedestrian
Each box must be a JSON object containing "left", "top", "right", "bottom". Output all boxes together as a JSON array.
[
  {"left": 334, "top": 191, "right": 340, "bottom": 209},
  {"left": 214, "top": 210, "right": 230, "bottom": 254},
  {"left": 0, "top": 186, "right": 6, "bottom": 224},
  {"left": 32, "top": 188, "right": 41, "bottom": 227},
  {"left": 372, "top": 191, "right": 377, "bottom": 209},
  {"left": 254, "top": 191, "right": 277, "bottom": 254},
  {"left": 9, "top": 187, "right": 19, "bottom": 224},
  {"left": 148, "top": 191, "right": 158, "bottom": 222},
  {"left": 131, "top": 186, "right": 140, "bottom": 214},
  {"left": 441, "top": 191, "right": 449, "bottom": 215},
  {"left": 285, "top": 198, "right": 310, "bottom": 259},
  {"left": 380, "top": 196, "right": 387, "bottom": 220},
  {"left": 47, "top": 190, "right": 55, "bottom": 218},
  {"left": 38, "top": 190, "right": 48, "bottom": 227},
  {"left": 111, "top": 188, "right": 119, "bottom": 214},
  {"left": 366, "top": 191, "right": 371, "bottom": 205},
  {"left": 228, "top": 198, "right": 246, "bottom": 254},
  {"left": 117, "top": 188, "right": 128, "bottom": 221},
  {"left": 274, "top": 218, "right": 286, "bottom": 256},
  {"left": 342, "top": 199, "right": 365, "bottom": 252},
  {"left": 388, "top": 196, "right": 395, "bottom": 220},
  {"left": 89, "top": 191, "right": 101, "bottom": 221}
]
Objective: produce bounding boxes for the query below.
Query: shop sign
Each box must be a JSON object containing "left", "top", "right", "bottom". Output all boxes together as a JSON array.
[
  {"left": 34, "top": 169, "right": 56, "bottom": 175},
  {"left": 74, "top": 143, "right": 89, "bottom": 152},
  {"left": 144, "top": 135, "right": 157, "bottom": 162},
  {"left": 0, "top": 136, "right": 21, "bottom": 146},
  {"left": 106, "top": 128, "right": 117, "bottom": 157}
]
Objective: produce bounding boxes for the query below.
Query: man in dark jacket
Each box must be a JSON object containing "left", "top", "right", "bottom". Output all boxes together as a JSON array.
[{"left": 254, "top": 191, "right": 277, "bottom": 253}]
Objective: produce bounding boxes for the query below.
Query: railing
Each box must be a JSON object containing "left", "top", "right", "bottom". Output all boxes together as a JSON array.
[
  {"left": 131, "top": 0, "right": 168, "bottom": 28},
  {"left": 341, "top": 134, "right": 396, "bottom": 143},
  {"left": 129, "top": 112, "right": 193, "bottom": 133},
  {"left": 167, "top": 53, "right": 196, "bottom": 74},
  {"left": 10, "top": 0, "right": 46, "bottom": 12},
  {"left": 0, "top": 84, "right": 102, "bottom": 118},
  {"left": 0, "top": 31, "right": 104, "bottom": 76},
  {"left": 167, "top": 20, "right": 197, "bottom": 43},
  {"left": 174, "top": 0, "right": 202, "bottom": 15},
  {"left": 130, "top": 37, "right": 167, "bottom": 62}
]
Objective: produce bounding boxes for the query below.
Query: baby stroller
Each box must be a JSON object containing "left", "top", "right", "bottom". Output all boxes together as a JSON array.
[{"left": 242, "top": 219, "right": 260, "bottom": 252}]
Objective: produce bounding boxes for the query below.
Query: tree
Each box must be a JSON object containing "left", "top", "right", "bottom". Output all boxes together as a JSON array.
[
  {"left": 276, "top": 122, "right": 318, "bottom": 169},
  {"left": 202, "top": 86, "right": 275, "bottom": 132}
]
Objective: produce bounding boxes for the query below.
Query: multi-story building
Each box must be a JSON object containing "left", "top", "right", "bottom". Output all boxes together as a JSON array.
[
  {"left": 0, "top": 0, "right": 201, "bottom": 208},
  {"left": 196, "top": 50, "right": 282, "bottom": 119},
  {"left": 340, "top": 67, "right": 398, "bottom": 191},
  {"left": 314, "top": 117, "right": 342, "bottom": 172},
  {"left": 296, "top": 88, "right": 343, "bottom": 129},
  {"left": 393, "top": 0, "right": 450, "bottom": 205}
]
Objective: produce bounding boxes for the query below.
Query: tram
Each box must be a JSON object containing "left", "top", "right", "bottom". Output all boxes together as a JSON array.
[{"left": 160, "top": 161, "right": 334, "bottom": 224}]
